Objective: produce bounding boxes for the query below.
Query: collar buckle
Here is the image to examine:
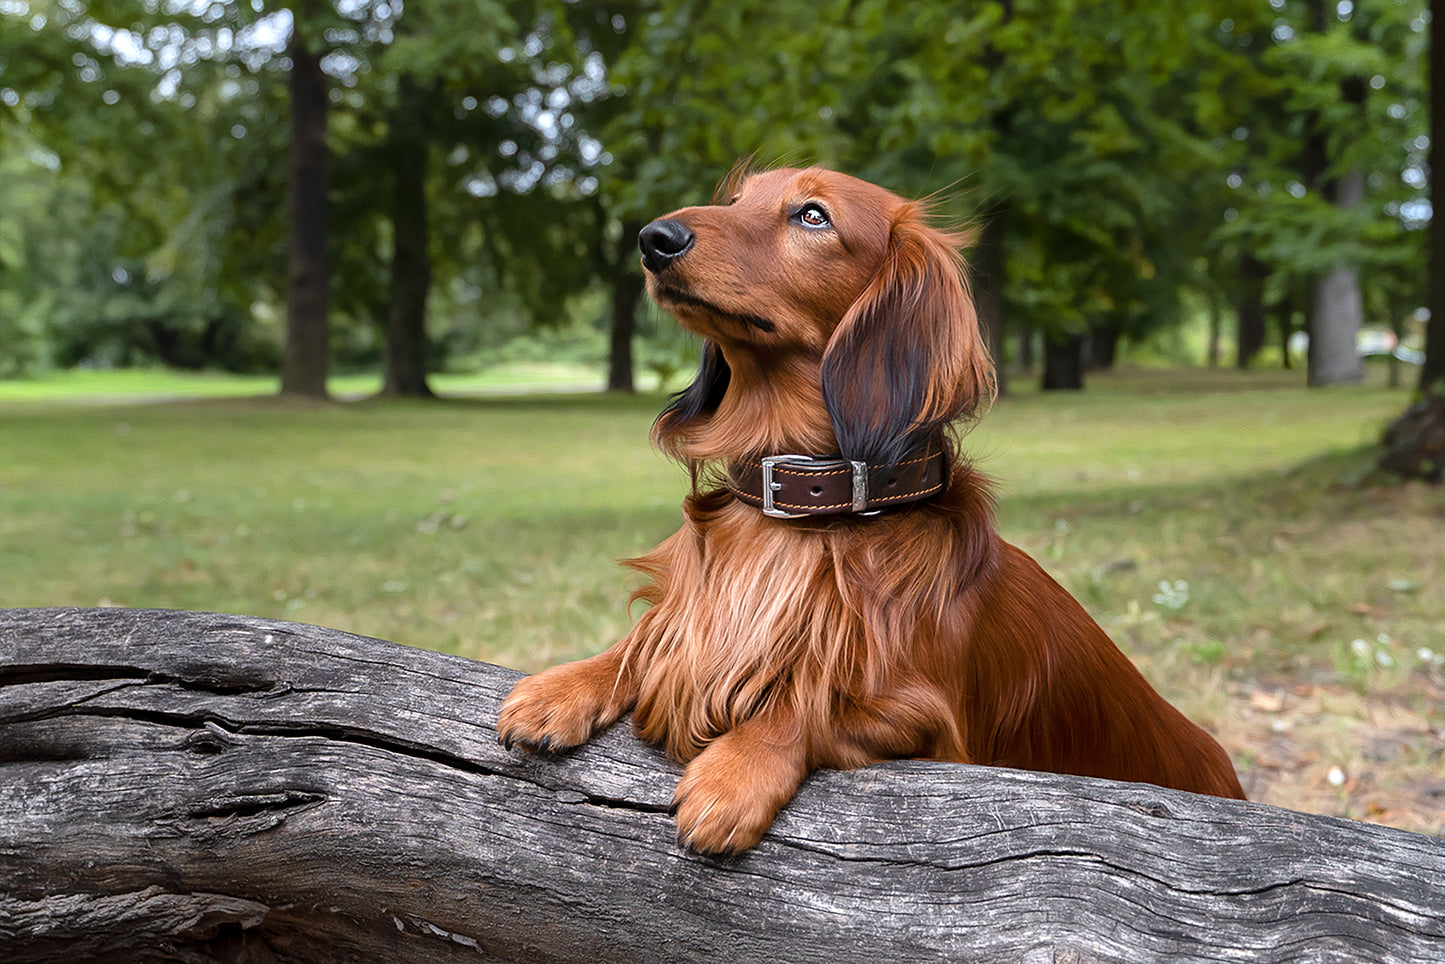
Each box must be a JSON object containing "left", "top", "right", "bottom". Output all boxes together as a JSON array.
[{"left": 759, "top": 455, "right": 872, "bottom": 518}]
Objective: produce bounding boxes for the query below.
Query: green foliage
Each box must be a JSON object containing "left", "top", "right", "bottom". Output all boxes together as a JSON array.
[
  {"left": 1207, "top": 0, "right": 1428, "bottom": 321},
  {"left": 0, "top": 0, "right": 1432, "bottom": 380},
  {"left": 2, "top": 0, "right": 292, "bottom": 372},
  {"left": 0, "top": 134, "right": 57, "bottom": 375}
]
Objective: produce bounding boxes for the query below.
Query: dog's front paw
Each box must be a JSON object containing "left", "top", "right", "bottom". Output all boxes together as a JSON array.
[
  {"left": 496, "top": 659, "right": 628, "bottom": 753},
  {"left": 673, "top": 769, "right": 779, "bottom": 856},
  {"left": 671, "top": 728, "right": 806, "bottom": 855}
]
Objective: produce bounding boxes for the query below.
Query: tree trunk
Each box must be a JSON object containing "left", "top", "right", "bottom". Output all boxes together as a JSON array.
[
  {"left": 1308, "top": 169, "right": 1366, "bottom": 387},
  {"left": 280, "top": 25, "right": 330, "bottom": 400},
  {"left": 1378, "top": 0, "right": 1444, "bottom": 481},
  {"left": 974, "top": 207, "right": 1009, "bottom": 396},
  {"left": 1387, "top": 303, "right": 1404, "bottom": 389},
  {"left": 1041, "top": 332, "right": 1086, "bottom": 390},
  {"left": 607, "top": 221, "right": 645, "bottom": 393},
  {"left": 1298, "top": 4, "right": 1366, "bottom": 389},
  {"left": 1420, "top": 0, "right": 1445, "bottom": 396},
  {"left": 1206, "top": 296, "right": 1221, "bottom": 369},
  {"left": 1236, "top": 254, "right": 1269, "bottom": 369},
  {"left": 1379, "top": 395, "right": 1445, "bottom": 482},
  {"left": 1278, "top": 288, "right": 1301, "bottom": 370},
  {"left": 382, "top": 75, "right": 435, "bottom": 399},
  {"left": 4, "top": 607, "right": 1444, "bottom": 964},
  {"left": 1087, "top": 324, "right": 1119, "bottom": 371}
]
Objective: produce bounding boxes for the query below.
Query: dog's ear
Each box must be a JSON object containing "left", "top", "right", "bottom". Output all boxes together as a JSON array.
[
  {"left": 652, "top": 339, "right": 731, "bottom": 456},
  {"left": 821, "top": 206, "right": 995, "bottom": 468}
]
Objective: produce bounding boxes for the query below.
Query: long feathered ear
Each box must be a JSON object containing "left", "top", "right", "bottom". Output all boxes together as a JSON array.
[
  {"left": 652, "top": 339, "right": 731, "bottom": 456},
  {"left": 821, "top": 206, "right": 996, "bottom": 468}
]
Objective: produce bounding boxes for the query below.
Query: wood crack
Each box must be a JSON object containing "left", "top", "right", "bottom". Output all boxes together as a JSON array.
[
  {"left": 3, "top": 607, "right": 1442, "bottom": 964},
  {"left": 20, "top": 696, "right": 677, "bottom": 821}
]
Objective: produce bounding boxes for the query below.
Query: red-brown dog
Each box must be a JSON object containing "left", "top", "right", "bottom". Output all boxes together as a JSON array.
[{"left": 497, "top": 165, "right": 1245, "bottom": 854}]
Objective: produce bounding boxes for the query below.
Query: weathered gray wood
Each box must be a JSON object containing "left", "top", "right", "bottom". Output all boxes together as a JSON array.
[{"left": 1, "top": 607, "right": 1441, "bottom": 964}]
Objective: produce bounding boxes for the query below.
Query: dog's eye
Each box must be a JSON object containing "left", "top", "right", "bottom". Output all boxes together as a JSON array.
[{"left": 794, "top": 202, "right": 831, "bottom": 229}]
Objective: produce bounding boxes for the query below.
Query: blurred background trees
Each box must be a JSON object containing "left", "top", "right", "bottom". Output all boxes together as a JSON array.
[{"left": 0, "top": 0, "right": 1435, "bottom": 429}]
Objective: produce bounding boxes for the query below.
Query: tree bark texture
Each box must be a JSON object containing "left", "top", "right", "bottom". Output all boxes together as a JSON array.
[
  {"left": 1380, "top": 395, "right": 1445, "bottom": 483},
  {"left": 1017, "top": 321, "right": 1035, "bottom": 373},
  {"left": 973, "top": 207, "right": 1009, "bottom": 396},
  {"left": 1235, "top": 254, "right": 1269, "bottom": 369},
  {"left": 382, "top": 74, "right": 435, "bottom": 399},
  {"left": 1308, "top": 169, "right": 1366, "bottom": 387},
  {"left": 281, "top": 29, "right": 330, "bottom": 399},
  {"left": 607, "top": 222, "right": 645, "bottom": 394},
  {"left": 1297, "top": 1, "right": 1364, "bottom": 389},
  {"left": 1041, "top": 332, "right": 1086, "bottom": 390},
  {"left": 1087, "top": 324, "right": 1119, "bottom": 371},
  {"left": 2, "top": 608, "right": 1443, "bottom": 964}
]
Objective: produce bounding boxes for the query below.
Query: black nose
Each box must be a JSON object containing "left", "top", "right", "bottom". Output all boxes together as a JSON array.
[{"left": 639, "top": 219, "right": 694, "bottom": 273}]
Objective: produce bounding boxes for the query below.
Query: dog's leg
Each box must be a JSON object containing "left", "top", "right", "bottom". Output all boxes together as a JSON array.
[
  {"left": 497, "top": 641, "right": 637, "bottom": 753},
  {"left": 672, "top": 705, "right": 807, "bottom": 855}
]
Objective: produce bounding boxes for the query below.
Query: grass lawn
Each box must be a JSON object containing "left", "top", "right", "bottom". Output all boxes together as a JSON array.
[
  {"left": 0, "top": 362, "right": 620, "bottom": 404},
  {"left": 1, "top": 364, "right": 1441, "bottom": 835}
]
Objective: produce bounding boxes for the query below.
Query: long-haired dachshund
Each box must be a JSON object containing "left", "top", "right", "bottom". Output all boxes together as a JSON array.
[{"left": 498, "top": 165, "right": 1245, "bottom": 854}]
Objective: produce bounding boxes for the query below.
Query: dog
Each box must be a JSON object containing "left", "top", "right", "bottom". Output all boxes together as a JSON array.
[{"left": 497, "top": 165, "right": 1245, "bottom": 855}]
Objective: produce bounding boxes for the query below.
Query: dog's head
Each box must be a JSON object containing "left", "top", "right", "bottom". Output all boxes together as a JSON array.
[{"left": 642, "top": 165, "right": 994, "bottom": 469}]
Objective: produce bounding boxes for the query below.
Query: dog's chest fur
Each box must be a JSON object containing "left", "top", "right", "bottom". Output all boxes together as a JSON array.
[
  {"left": 620, "top": 491, "right": 982, "bottom": 762},
  {"left": 622, "top": 500, "right": 866, "bottom": 761}
]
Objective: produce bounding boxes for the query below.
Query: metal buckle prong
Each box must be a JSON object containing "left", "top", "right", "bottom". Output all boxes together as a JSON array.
[{"left": 760, "top": 454, "right": 811, "bottom": 518}]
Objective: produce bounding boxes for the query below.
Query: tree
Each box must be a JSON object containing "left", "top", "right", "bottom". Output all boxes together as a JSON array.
[
  {"left": 823, "top": 1, "right": 1264, "bottom": 390},
  {"left": 1299, "top": 0, "right": 1365, "bottom": 387},
  {"left": 1378, "top": 0, "right": 1444, "bottom": 482},
  {"left": 280, "top": 8, "right": 331, "bottom": 399},
  {"left": 1236, "top": 254, "right": 1272, "bottom": 368},
  {"left": 1214, "top": 0, "right": 1428, "bottom": 387},
  {"left": 2, "top": 0, "right": 1431, "bottom": 399},
  {"left": 358, "top": 0, "right": 570, "bottom": 398},
  {"left": 1306, "top": 168, "right": 1367, "bottom": 386},
  {"left": 379, "top": 74, "right": 434, "bottom": 397},
  {"left": 1419, "top": 0, "right": 1445, "bottom": 396},
  {"left": 605, "top": 216, "right": 645, "bottom": 393},
  {"left": 0, "top": 2, "right": 291, "bottom": 375},
  {"left": 560, "top": 0, "right": 843, "bottom": 392},
  {"left": 3, "top": 0, "right": 593, "bottom": 393}
]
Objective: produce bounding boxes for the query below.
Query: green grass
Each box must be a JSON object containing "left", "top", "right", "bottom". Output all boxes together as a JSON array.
[
  {"left": 966, "top": 372, "right": 1443, "bottom": 697},
  {"left": 2, "top": 364, "right": 1436, "bottom": 684},
  {"left": 7, "top": 364, "right": 1441, "bottom": 832},
  {"left": 0, "top": 362, "right": 621, "bottom": 404},
  {"left": 0, "top": 389, "right": 685, "bottom": 670}
]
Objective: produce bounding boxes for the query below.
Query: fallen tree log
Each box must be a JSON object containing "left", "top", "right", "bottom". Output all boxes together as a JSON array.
[{"left": 1, "top": 607, "right": 1442, "bottom": 964}]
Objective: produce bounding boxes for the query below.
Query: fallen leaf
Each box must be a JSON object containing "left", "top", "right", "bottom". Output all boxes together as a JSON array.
[{"left": 1250, "top": 689, "right": 1286, "bottom": 712}]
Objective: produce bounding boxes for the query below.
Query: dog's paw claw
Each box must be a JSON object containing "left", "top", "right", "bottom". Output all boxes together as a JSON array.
[
  {"left": 670, "top": 786, "right": 772, "bottom": 856},
  {"left": 496, "top": 660, "right": 629, "bottom": 756}
]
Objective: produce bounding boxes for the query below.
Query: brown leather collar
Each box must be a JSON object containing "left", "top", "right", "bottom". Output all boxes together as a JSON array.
[{"left": 727, "top": 439, "right": 949, "bottom": 518}]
